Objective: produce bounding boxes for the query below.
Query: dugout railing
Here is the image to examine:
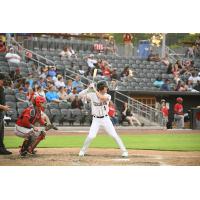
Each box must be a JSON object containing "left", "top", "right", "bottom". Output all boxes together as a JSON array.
[{"left": 113, "top": 91, "right": 164, "bottom": 126}]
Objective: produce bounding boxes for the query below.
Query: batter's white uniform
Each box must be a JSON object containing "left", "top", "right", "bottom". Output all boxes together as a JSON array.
[{"left": 78, "top": 87, "right": 128, "bottom": 157}]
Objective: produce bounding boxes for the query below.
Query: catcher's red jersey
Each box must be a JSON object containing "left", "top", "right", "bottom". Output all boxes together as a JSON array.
[{"left": 16, "top": 106, "right": 45, "bottom": 128}]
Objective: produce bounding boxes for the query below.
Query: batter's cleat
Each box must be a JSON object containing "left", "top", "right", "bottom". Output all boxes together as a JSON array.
[
  {"left": 122, "top": 151, "right": 128, "bottom": 158},
  {"left": 79, "top": 150, "right": 85, "bottom": 157}
]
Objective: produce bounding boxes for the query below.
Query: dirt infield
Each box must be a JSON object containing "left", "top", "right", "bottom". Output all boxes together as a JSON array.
[{"left": 1, "top": 148, "right": 200, "bottom": 166}]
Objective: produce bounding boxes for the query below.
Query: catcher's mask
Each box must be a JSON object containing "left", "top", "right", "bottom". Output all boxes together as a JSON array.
[{"left": 34, "top": 96, "right": 47, "bottom": 111}]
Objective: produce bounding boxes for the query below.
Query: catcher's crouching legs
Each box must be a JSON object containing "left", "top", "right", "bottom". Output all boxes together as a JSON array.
[
  {"left": 20, "top": 135, "right": 35, "bottom": 156},
  {"left": 27, "top": 131, "right": 46, "bottom": 154}
]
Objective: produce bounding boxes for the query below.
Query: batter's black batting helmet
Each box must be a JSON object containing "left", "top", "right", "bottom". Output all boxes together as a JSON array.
[{"left": 97, "top": 81, "right": 108, "bottom": 91}]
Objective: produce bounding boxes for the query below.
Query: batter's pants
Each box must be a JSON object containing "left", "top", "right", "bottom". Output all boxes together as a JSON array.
[{"left": 80, "top": 116, "right": 127, "bottom": 153}]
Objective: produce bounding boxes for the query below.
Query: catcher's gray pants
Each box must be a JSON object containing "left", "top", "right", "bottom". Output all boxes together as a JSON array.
[
  {"left": 174, "top": 114, "right": 184, "bottom": 129},
  {"left": 80, "top": 116, "right": 127, "bottom": 153}
]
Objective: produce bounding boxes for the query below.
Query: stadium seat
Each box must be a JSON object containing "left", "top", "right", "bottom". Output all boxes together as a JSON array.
[
  {"left": 60, "top": 109, "right": 75, "bottom": 125},
  {"left": 5, "top": 95, "right": 16, "bottom": 102},
  {"left": 6, "top": 101, "right": 17, "bottom": 110},
  {"left": 17, "top": 102, "right": 29, "bottom": 109},
  {"left": 50, "top": 108, "right": 61, "bottom": 124},
  {"left": 15, "top": 93, "right": 27, "bottom": 102},
  {"left": 48, "top": 102, "right": 60, "bottom": 109},
  {"left": 59, "top": 101, "right": 71, "bottom": 109},
  {"left": 4, "top": 88, "right": 15, "bottom": 95},
  {"left": 6, "top": 109, "right": 18, "bottom": 123}
]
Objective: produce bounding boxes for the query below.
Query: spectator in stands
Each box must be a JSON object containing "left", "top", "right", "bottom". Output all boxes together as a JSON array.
[
  {"left": 5, "top": 47, "right": 21, "bottom": 64},
  {"left": 66, "top": 79, "right": 73, "bottom": 94},
  {"left": 72, "top": 75, "right": 83, "bottom": 93},
  {"left": 45, "top": 85, "right": 60, "bottom": 103},
  {"left": 16, "top": 87, "right": 29, "bottom": 102},
  {"left": 108, "top": 101, "right": 118, "bottom": 126},
  {"left": 123, "top": 33, "right": 133, "bottom": 57},
  {"left": 185, "top": 46, "right": 195, "bottom": 59},
  {"left": 105, "top": 36, "right": 118, "bottom": 55},
  {"left": 161, "top": 55, "right": 170, "bottom": 66},
  {"left": 22, "top": 81, "right": 30, "bottom": 93},
  {"left": 59, "top": 46, "right": 72, "bottom": 58},
  {"left": 109, "top": 79, "right": 118, "bottom": 90},
  {"left": 160, "top": 79, "right": 170, "bottom": 91},
  {"left": 34, "top": 85, "right": 46, "bottom": 99},
  {"left": 47, "top": 66, "right": 57, "bottom": 78},
  {"left": 85, "top": 54, "right": 97, "bottom": 76},
  {"left": 147, "top": 50, "right": 160, "bottom": 62},
  {"left": 57, "top": 86, "right": 70, "bottom": 102},
  {"left": 77, "top": 65, "right": 85, "bottom": 75},
  {"left": 120, "top": 66, "right": 133, "bottom": 78},
  {"left": 26, "top": 88, "right": 35, "bottom": 102},
  {"left": 71, "top": 95, "right": 84, "bottom": 109},
  {"left": 121, "top": 102, "right": 144, "bottom": 126},
  {"left": 160, "top": 99, "right": 169, "bottom": 130},
  {"left": 188, "top": 72, "right": 198, "bottom": 86},
  {"left": 0, "top": 39, "right": 6, "bottom": 53},
  {"left": 68, "top": 87, "right": 78, "bottom": 101},
  {"left": 102, "top": 64, "right": 111, "bottom": 79},
  {"left": 55, "top": 75, "right": 66, "bottom": 89},
  {"left": 110, "top": 68, "right": 118, "bottom": 80},
  {"left": 45, "top": 75, "right": 54, "bottom": 89},
  {"left": 153, "top": 76, "right": 164, "bottom": 88},
  {"left": 166, "top": 63, "right": 173, "bottom": 74},
  {"left": 68, "top": 47, "right": 77, "bottom": 58},
  {"left": 37, "top": 77, "right": 47, "bottom": 89},
  {"left": 40, "top": 66, "right": 48, "bottom": 79},
  {"left": 193, "top": 80, "right": 200, "bottom": 92},
  {"left": 14, "top": 68, "right": 23, "bottom": 81},
  {"left": 26, "top": 73, "right": 34, "bottom": 89}
]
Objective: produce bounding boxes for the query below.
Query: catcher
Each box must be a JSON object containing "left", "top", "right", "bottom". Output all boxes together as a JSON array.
[{"left": 14, "top": 96, "right": 57, "bottom": 157}]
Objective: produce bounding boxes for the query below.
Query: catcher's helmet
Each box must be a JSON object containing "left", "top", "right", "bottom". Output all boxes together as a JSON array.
[
  {"left": 97, "top": 81, "right": 108, "bottom": 91},
  {"left": 176, "top": 97, "right": 183, "bottom": 103},
  {"left": 33, "top": 96, "right": 46, "bottom": 111}
]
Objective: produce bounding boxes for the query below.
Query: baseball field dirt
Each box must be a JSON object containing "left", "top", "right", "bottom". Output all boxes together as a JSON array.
[
  {"left": 1, "top": 127, "right": 200, "bottom": 166},
  {"left": 1, "top": 148, "right": 200, "bottom": 166}
]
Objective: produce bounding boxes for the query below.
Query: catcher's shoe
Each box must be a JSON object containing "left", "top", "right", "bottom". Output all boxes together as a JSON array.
[
  {"left": 79, "top": 150, "right": 85, "bottom": 157},
  {"left": 27, "top": 147, "right": 37, "bottom": 155},
  {"left": 20, "top": 150, "right": 27, "bottom": 157},
  {"left": 122, "top": 151, "right": 128, "bottom": 158}
]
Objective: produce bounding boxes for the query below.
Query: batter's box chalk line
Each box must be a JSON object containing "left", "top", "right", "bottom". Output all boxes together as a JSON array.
[{"left": 111, "top": 158, "right": 130, "bottom": 162}]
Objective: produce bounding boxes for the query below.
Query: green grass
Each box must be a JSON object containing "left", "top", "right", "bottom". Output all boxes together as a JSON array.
[{"left": 4, "top": 134, "right": 200, "bottom": 151}]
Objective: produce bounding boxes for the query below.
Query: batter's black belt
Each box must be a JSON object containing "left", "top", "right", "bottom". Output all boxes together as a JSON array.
[{"left": 93, "top": 115, "right": 108, "bottom": 118}]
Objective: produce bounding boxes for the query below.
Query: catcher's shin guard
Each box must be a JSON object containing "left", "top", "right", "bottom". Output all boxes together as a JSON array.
[
  {"left": 20, "top": 136, "right": 33, "bottom": 156},
  {"left": 28, "top": 131, "right": 46, "bottom": 153}
]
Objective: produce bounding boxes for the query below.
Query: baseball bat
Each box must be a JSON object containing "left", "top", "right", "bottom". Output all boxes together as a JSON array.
[{"left": 93, "top": 68, "right": 97, "bottom": 82}]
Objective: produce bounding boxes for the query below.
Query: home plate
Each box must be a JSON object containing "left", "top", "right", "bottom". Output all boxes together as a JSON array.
[{"left": 112, "top": 158, "right": 130, "bottom": 162}]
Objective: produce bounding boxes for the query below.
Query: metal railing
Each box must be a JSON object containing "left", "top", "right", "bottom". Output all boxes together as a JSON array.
[
  {"left": 114, "top": 91, "right": 163, "bottom": 126},
  {"left": 10, "top": 38, "right": 92, "bottom": 87}
]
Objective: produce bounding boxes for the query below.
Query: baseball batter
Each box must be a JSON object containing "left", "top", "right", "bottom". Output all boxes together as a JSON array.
[{"left": 78, "top": 81, "right": 128, "bottom": 157}]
